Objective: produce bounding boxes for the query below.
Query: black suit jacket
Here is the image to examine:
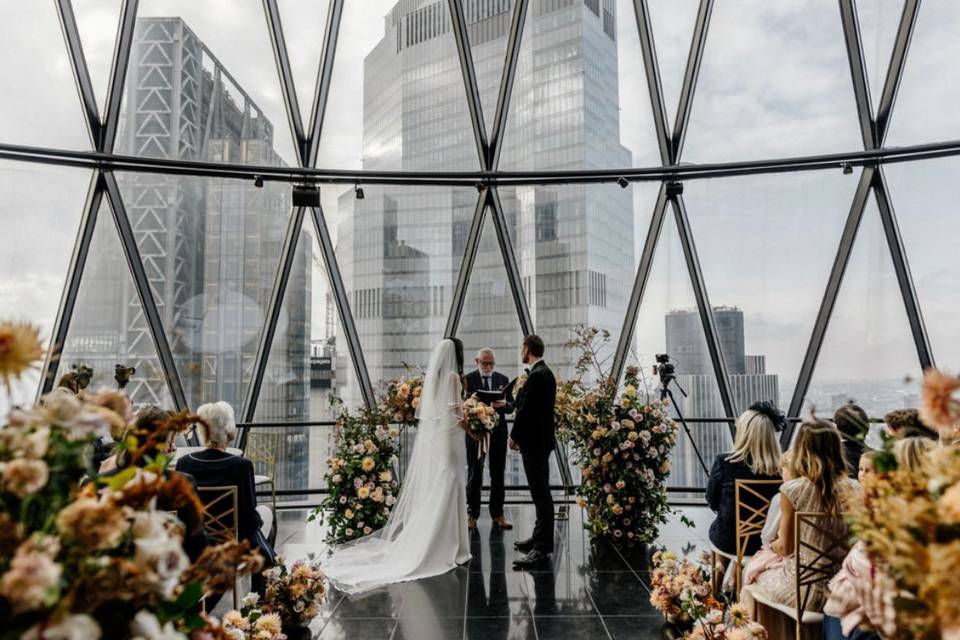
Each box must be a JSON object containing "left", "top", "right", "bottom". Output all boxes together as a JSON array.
[
  {"left": 176, "top": 449, "right": 275, "bottom": 563},
  {"left": 464, "top": 370, "right": 512, "bottom": 425},
  {"left": 509, "top": 361, "right": 557, "bottom": 455}
]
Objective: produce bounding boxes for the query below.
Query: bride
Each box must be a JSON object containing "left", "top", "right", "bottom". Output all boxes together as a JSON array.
[{"left": 321, "top": 338, "right": 471, "bottom": 595}]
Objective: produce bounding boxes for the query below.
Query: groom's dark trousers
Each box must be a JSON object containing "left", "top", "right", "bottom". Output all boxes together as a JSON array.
[
  {"left": 464, "top": 369, "right": 511, "bottom": 520},
  {"left": 509, "top": 360, "right": 557, "bottom": 554}
]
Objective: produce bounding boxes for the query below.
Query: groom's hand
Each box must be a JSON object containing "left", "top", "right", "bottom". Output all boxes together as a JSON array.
[{"left": 508, "top": 438, "right": 520, "bottom": 452}]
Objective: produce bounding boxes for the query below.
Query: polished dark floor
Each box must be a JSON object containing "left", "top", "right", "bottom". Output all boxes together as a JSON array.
[{"left": 272, "top": 502, "right": 713, "bottom": 640}]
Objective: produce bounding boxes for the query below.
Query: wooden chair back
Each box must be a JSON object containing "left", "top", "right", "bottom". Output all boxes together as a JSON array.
[
  {"left": 734, "top": 478, "right": 782, "bottom": 593},
  {"left": 197, "top": 485, "right": 239, "bottom": 545},
  {"left": 792, "top": 511, "right": 851, "bottom": 639}
]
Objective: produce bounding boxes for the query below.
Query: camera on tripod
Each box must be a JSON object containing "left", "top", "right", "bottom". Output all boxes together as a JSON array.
[{"left": 653, "top": 353, "right": 675, "bottom": 385}]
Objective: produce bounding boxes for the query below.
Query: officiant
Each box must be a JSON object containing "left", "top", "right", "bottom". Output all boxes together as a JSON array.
[{"left": 464, "top": 347, "right": 513, "bottom": 531}]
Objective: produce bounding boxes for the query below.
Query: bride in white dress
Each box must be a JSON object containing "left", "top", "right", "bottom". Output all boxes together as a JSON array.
[{"left": 321, "top": 338, "right": 471, "bottom": 595}]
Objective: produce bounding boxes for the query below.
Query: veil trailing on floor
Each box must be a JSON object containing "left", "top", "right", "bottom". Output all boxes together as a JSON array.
[{"left": 320, "top": 339, "right": 470, "bottom": 595}]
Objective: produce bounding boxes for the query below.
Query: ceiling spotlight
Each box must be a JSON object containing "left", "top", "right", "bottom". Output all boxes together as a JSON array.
[
  {"left": 617, "top": 176, "right": 630, "bottom": 189},
  {"left": 291, "top": 184, "right": 320, "bottom": 208},
  {"left": 253, "top": 175, "right": 264, "bottom": 188},
  {"left": 354, "top": 184, "right": 365, "bottom": 200},
  {"left": 841, "top": 162, "right": 853, "bottom": 175}
]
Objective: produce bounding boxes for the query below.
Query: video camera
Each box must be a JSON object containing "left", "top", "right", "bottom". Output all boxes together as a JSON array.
[{"left": 653, "top": 353, "right": 676, "bottom": 385}]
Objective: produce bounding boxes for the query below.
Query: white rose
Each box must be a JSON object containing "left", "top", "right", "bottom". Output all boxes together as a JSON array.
[
  {"left": 242, "top": 591, "right": 260, "bottom": 608},
  {"left": 134, "top": 537, "right": 189, "bottom": 598},
  {"left": 23, "top": 615, "right": 101, "bottom": 640},
  {"left": 129, "top": 611, "right": 187, "bottom": 640}
]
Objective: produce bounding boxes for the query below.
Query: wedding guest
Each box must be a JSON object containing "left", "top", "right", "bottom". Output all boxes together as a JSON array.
[
  {"left": 741, "top": 420, "right": 858, "bottom": 638},
  {"left": 463, "top": 347, "right": 513, "bottom": 531},
  {"left": 176, "top": 401, "right": 276, "bottom": 568},
  {"left": 883, "top": 408, "right": 937, "bottom": 440},
  {"left": 742, "top": 451, "right": 794, "bottom": 586},
  {"left": 707, "top": 401, "right": 785, "bottom": 559},
  {"left": 833, "top": 403, "right": 869, "bottom": 476},
  {"left": 822, "top": 441, "right": 933, "bottom": 639}
]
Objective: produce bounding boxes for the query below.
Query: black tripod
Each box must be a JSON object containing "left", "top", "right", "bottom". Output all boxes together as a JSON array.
[{"left": 657, "top": 373, "right": 709, "bottom": 476}]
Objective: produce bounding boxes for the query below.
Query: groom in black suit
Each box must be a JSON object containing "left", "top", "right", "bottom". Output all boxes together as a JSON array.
[{"left": 509, "top": 334, "right": 557, "bottom": 568}]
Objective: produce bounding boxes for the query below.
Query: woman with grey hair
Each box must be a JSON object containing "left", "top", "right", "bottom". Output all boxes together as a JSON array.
[{"left": 178, "top": 402, "right": 276, "bottom": 571}]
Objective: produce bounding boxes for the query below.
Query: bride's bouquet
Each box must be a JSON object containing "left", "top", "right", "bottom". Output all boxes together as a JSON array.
[{"left": 460, "top": 394, "right": 498, "bottom": 457}]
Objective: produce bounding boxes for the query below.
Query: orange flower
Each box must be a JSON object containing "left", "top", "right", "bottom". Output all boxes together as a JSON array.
[
  {"left": 0, "top": 321, "right": 44, "bottom": 394},
  {"left": 920, "top": 369, "right": 960, "bottom": 437}
]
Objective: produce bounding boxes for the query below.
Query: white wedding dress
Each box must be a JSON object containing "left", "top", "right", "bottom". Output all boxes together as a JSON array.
[{"left": 321, "top": 340, "right": 471, "bottom": 595}]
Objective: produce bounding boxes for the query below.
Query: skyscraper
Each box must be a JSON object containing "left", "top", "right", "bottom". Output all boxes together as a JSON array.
[
  {"left": 664, "top": 307, "right": 779, "bottom": 487},
  {"left": 64, "top": 17, "right": 311, "bottom": 496},
  {"left": 335, "top": 0, "right": 634, "bottom": 409}
]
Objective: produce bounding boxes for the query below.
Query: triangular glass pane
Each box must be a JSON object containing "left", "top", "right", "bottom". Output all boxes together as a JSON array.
[
  {"left": 332, "top": 185, "right": 481, "bottom": 403},
  {"left": 458, "top": 0, "right": 516, "bottom": 140},
  {"left": 882, "top": 158, "right": 960, "bottom": 373},
  {"left": 627, "top": 212, "right": 731, "bottom": 489},
  {"left": 0, "top": 162, "right": 92, "bottom": 412},
  {"left": 72, "top": 0, "right": 123, "bottom": 114},
  {"left": 58, "top": 199, "right": 172, "bottom": 408},
  {"left": 684, "top": 170, "right": 857, "bottom": 412},
  {"left": 855, "top": 0, "right": 905, "bottom": 108},
  {"left": 276, "top": 0, "right": 330, "bottom": 127},
  {"left": 316, "top": 0, "right": 479, "bottom": 171},
  {"left": 646, "top": 0, "right": 700, "bottom": 134},
  {"left": 499, "top": 0, "right": 658, "bottom": 170},
  {"left": 116, "top": 1, "right": 298, "bottom": 166},
  {"left": 115, "top": 172, "right": 294, "bottom": 416},
  {"left": 0, "top": 2, "right": 90, "bottom": 149},
  {"left": 885, "top": 0, "right": 960, "bottom": 146},
  {"left": 804, "top": 195, "right": 922, "bottom": 421},
  {"left": 684, "top": 0, "right": 862, "bottom": 163}
]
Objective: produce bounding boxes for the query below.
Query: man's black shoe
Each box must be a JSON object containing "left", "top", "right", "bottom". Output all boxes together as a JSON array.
[
  {"left": 514, "top": 538, "right": 535, "bottom": 553},
  {"left": 513, "top": 549, "right": 550, "bottom": 569}
]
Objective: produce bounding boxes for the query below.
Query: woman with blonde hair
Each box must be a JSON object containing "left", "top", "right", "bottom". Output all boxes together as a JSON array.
[
  {"left": 893, "top": 436, "right": 935, "bottom": 472},
  {"left": 706, "top": 401, "right": 785, "bottom": 558}
]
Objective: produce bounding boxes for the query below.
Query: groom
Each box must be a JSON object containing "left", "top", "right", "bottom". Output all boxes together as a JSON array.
[{"left": 509, "top": 334, "right": 557, "bottom": 568}]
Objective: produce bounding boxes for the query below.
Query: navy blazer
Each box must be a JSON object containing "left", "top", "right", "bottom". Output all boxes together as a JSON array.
[
  {"left": 509, "top": 361, "right": 557, "bottom": 456},
  {"left": 176, "top": 448, "right": 276, "bottom": 563},
  {"left": 706, "top": 453, "right": 781, "bottom": 556}
]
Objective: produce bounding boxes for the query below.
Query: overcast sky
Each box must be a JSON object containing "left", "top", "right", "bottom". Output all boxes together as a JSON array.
[{"left": 0, "top": 0, "right": 956, "bottom": 407}]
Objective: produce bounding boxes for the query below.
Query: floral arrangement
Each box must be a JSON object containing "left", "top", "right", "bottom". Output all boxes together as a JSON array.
[
  {"left": 260, "top": 558, "right": 326, "bottom": 628},
  {"left": 848, "top": 368, "right": 960, "bottom": 639},
  {"left": 649, "top": 551, "right": 766, "bottom": 639},
  {"left": 461, "top": 393, "right": 498, "bottom": 455},
  {"left": 218, "top": 592, "right": 288, "bottom": 639},
  {"left": 0, "top": 320, "right": 44, "bottom": 398},
  {"left": 312, "top": 403, "right": 400, "bottom": 545},
  {"left": 381, "top": 374, "right": 423, "bottom": 427}
]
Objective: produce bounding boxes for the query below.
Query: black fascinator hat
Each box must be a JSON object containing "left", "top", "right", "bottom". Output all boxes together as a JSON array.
[{"left": 748, "top": 400, "right": 788, "bottom": 433}]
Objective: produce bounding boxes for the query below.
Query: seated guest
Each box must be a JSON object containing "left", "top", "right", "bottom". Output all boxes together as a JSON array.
[
  {"left": 822, "top": 442, "right": 933, "bottom": 640},
  {"left": 707, "top": 401, "right": 784, "bottom": 562},
  {"left": 833, "top": 403, "right": 869, "bottom": 476},
  {"left": 884, "top": 408, "right": 937, "bottom": 441},
  {"left": 176, "top": 401, "right": 276, "bottom": 567},
  {"left": 741, "top": 420, "right": 858, "bottom": 637},
  {"left": 742, "top": 451, "right": 795, "bottom": 585},
  {"left": 99, "top": 406, "right": 206, "bottom": 561}
]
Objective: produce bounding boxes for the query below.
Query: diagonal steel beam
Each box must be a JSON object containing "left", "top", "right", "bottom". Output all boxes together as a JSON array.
[
  {"left": 101, "top": 0, "right": 139, "bottom": 154},
  {"left": 611, "top": 183, "right": 669, "bottom": 381},
  {"left": 445, "top": 188, "right": 490, "bottom": 337},
  {"left": 310, "top": 204, "right": 375, "bottom": 407},
  {"left": 838, "top": 0, "right": 877, "bottom": 149},
  {"left": 785, "top": 167, "right": 875, "bottom": 444},
  {"left": 488, "top": 0, "right": 529, "bottom": 171},
  {"left": 446, "top": 0, "right": 490, "bottom": 168},
  {"left": 488, "top": 187, "right": 534, "bottom": 335},
  {"left": 876, "top": 0, "right": 920, "bottom": 146},
  {"left": 305, "top": 0, "right": 343, "bottom": 168},
  {"left": 55, "top": 0, "right": 102, "bottom": 148},
  {"left": 39, "top": 171, "right": 105, "bottom": 397},
  {"left": 873, "top": 168, "right": 934, "bottom": 370},
  {"left": 671, "top": 194, "right": 737, "bottom": 422},
  {"left": 671, "top": 0, "right": 713, "bottom": 161},
  {"left": 241, "top": 206, "right": 307, "bottom": 433},
  {"left": 263, "top": 0, "right": 308, "bottom": 164},
  {"left": 633, "top": 0, "right": 672, "bottom": 165},
  {"left": 102, "top": 172, "right": 188, "bottom": 410}
]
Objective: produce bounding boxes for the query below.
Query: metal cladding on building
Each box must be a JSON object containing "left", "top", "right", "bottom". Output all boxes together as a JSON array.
[
  {"left": 665, "top": 307, "right": 779, "bottom": 488},
  {"left": 335, "top": 0, "right": 633, "bottom": 407},
  {"left": 64, "top": 17, "right": 311, "bottom": 495}
]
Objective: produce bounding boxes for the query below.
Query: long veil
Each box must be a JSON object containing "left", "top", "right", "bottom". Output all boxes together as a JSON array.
[{"left": 321, "top": 339, "right": 464, "bottom": 595}]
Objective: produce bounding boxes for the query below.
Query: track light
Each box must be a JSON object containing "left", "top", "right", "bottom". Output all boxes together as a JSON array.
[
  {"left": 841, "top": 162, "right": 853, "bottom": 175},
  {"left": 354, "top": 184, "right": 365, "bottom": 200},
  {"left": 292, "top": 184, "right": 320, "bottom": 208},
  {"left": 617, "top": 177, "right": 630, "bottom": 189},
  {"left": 253, "top": 175, "right": 264, "bottom": 188}
]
